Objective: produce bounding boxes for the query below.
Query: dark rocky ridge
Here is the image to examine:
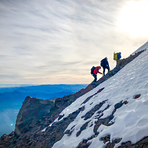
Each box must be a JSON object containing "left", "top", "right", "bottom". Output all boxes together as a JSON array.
[{"left": 0, "top": 50, "right": 147, "bottom": 148}]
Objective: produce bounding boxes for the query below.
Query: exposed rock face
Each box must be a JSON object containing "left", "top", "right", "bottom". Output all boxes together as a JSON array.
[
  {"left": 15, "top": 96, "right": 53, "bottom": 136},
  {"left": 0, "top": 89, "right": 90, "bottom": 148},
  {"left": 0, "top": 50, "right": 146, "bottom": 148}
]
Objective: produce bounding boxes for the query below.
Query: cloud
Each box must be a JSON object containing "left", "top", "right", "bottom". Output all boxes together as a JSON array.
[{"left": 0, "top": 0, "right": 147, "bottom": 84}]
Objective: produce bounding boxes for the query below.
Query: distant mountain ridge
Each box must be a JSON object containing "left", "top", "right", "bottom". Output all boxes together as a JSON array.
[
  {"left": 0, "top": 84, "right": 87, "bottom": 137},
  {"left": 0, "top": 84, "right": 88, "bottom": 105},
  {"left": 0, "top": 43, "right": 148, "bottom": 148}
]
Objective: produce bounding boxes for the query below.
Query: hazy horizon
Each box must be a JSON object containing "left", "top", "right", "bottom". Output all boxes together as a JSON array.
[{"left": 0, "top": 84, "right": 87, "bottom": 136}]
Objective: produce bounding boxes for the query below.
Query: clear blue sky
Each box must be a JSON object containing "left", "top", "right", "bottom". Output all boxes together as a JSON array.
[{"left": 0, "top": 0, "right": 148, "bottom": 85}]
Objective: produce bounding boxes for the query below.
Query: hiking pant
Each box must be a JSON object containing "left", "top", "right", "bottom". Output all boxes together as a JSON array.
[
  {"left": 103, "top": 66, "right": 110, "bottom": 76},
  {"left": 116, "top": 59, "right": 120, "bottom": 66},
  {"left": 92, "top": 73, "right": 97, "bottom": 82}
]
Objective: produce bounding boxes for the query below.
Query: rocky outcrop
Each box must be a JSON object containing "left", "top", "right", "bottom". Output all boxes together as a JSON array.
[
  {"left": 15, "top": 96, "right": 53, "bottom": 136},
  {"left": 0, "top": 90, "right": 90, "bottom": 148},
  {"left": 0, "top": 50, "right": 146, "bottom": 148}
]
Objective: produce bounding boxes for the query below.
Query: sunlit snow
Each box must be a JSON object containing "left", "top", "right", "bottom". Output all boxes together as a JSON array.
[{"left": 43, "top": 47, "right": 148, "bottom": 148}]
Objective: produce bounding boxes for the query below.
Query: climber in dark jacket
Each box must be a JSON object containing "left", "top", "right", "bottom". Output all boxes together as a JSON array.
[
  {"left": 100, "top": 57, "right": 110, "bottom": 76},
  {"left": 92, "top": 66, "right": 102, "bottom": 82}
]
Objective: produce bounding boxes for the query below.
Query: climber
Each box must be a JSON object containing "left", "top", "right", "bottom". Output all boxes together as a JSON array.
[
  {"left": 100, "top": 57, "right": 110, "bottom": 76},
  {"left": 114, "top": 52, "right": 121, "bottom": 65},
  {"left": 91, "top": 66, "right": 102, "bottom": 82}
]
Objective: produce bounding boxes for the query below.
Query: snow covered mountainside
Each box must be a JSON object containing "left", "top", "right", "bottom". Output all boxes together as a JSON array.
[
  {"left": 51, "top": 49, "right": 148, "bottom": 147},
  {"left": 132, "top": 41, "right": 148, "bottom": 55},
  {"left": 0, "top": 43, "right": 148, "bottom": 148}
]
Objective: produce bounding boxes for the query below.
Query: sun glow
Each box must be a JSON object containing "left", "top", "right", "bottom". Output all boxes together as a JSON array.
[{"left": 117, "top": 0, "right": 148, "bottom": 37}]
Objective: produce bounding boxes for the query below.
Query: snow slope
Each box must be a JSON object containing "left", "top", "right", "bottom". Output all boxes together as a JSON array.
[
  {"left": 44, "top": 48, "right": 148, "bottom": 148},
  {"left": 132, "top": 41, "right": 148, "bottom": 55}
]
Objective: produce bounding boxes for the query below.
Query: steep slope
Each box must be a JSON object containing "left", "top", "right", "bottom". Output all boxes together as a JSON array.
[
  {"left": 0, "top": 43, "right": 148, "bottom": 148},
  {"left": 51, "top": 49, "right": 148, "bottom": 148}
]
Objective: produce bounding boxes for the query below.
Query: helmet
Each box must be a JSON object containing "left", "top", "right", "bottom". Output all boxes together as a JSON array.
[{"left": 97, "top": 66, "right": 101, "bottom": 69}]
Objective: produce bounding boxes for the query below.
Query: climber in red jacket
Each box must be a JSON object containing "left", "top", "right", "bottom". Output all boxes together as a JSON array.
[{"left": 92, "top": 66, "right": 102, "bottom": 82}]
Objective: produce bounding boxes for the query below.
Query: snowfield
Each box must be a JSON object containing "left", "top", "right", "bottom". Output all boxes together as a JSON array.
[{"left": 43, "top": 48, "right": 148, "bottom": 148}]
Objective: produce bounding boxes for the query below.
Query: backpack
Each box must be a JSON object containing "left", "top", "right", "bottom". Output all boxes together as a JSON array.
[
  {"left": 117, "top": 52, "right": 121, "bottom": 60},
  {"left": 91, "top": 66, "right": 96, "bottom": 74},
  {"left": 114, "top": 53, "right": 117, "bottom": 61},
  {"left": 101, "top": 58, "right": 107, "bottom": 67}
]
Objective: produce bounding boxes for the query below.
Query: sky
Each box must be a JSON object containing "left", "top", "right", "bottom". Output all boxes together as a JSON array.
[{"left": 0, "top": 0, "right": 148, "bottom": 85}]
